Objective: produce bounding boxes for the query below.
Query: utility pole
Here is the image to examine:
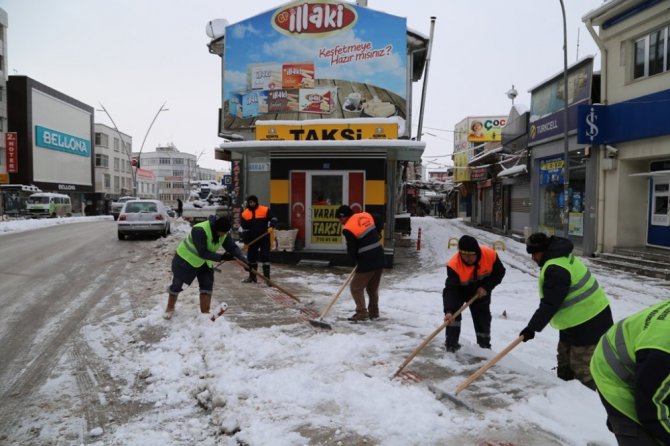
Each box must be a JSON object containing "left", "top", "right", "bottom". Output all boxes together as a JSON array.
[{"left": 559, "top": 0, "right": 570, "bottom": 237}]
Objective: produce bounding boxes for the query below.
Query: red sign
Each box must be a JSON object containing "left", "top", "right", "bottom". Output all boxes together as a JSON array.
[
  {"left": 272, "top": 2, "right": 357, "bottom": 36},
  {"left": 5, "top": 132, "right": 18, "bottom": 173}
]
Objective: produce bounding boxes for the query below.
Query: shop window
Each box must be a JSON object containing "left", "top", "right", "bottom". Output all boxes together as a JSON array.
[{"left": 537, "top": 154, "right": 586, "bottom": 238}]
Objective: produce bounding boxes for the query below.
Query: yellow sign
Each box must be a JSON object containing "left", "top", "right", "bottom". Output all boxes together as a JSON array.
[
  {"left": 0, "top": 173, "right": 9, "bottom": 184},
  {"left": 310, "top": 205, "right": 342, "bottom": 245},
  {"left": 256, "top": 121, "right": 398, "bottom": 141},
  {"left": 453, "top": 151, "right": 471, "bottom": 182}
]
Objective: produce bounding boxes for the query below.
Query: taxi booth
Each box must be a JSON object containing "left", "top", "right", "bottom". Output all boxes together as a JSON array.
[
  {"left": 208, "top": 0, "right": 430, "bottom": 266},
  {"left": 217, "top": 119, "right": 425, "bottom": 266}
]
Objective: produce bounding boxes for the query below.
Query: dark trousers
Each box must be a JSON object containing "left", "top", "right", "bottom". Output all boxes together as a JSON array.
[
  {"left": 598, "top": 393, "right": 659, "bottom": 446},
  {"left": 247, "top": 236, "right": 270, "bottom": 265},
  {"left": 445, "top": 296, "right": 492, "bottom": 348}
]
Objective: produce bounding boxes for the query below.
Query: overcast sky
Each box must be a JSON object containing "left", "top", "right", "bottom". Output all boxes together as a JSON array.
[{"left": 2, "top": 0, "right": 607, "bottom": 170}]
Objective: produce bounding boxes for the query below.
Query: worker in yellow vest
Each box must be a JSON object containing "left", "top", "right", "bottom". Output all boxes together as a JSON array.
[
  {"left": 519, "top": 232, "right": 613, "bottom": 390},
  {"left": 590, "top": 300, "right": 670, "bottom": 446},
  {"left": 164, "top": 215, "right": 247, "bottom": 319}
]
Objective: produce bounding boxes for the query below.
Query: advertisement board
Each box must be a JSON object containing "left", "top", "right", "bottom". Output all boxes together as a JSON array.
[
  {"left": 223, "top": 1, "right": 407, "bottom": 131},
  {"left": 31, "top": 89, "right": 92, "bottom": 186},
  {"left": 466, "top": 117, "right": 507, "bottom": 143},
  {"left": 5, "top": 132, "right": 18, "bottom": 173}
]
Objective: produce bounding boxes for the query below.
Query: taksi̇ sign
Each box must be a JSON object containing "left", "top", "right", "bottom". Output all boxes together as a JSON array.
[
  {"left": 35, "top": 126, "right": 91, "bottom": 157},
  {"left": 256, "top": 121, "right": 398, "bottom": 141}
]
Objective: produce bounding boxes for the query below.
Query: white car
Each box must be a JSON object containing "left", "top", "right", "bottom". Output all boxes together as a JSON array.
[{"left": 117, "top": 199, "right": 171, "bottom": 240}]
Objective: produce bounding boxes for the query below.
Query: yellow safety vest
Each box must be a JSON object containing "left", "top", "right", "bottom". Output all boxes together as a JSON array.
[
  {"left": 539, "top": 254, "right": 609, "bottom": 330},
  {"left": 176, "top": 220, "right": 225, "bottom": 268}
]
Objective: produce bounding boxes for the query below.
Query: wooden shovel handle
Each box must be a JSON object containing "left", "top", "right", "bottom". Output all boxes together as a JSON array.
[
  {"left": 233, "top": 258, "right": 301, "bottom": 303},
  {"left": 454, "top": 335, "right": 524, "bottom": 395},
  {"left": 317, "top": 266, "right": 357, "bottom": 320},
  {"left": 392, "top": 293, "right": 480, "bottom": 379}
]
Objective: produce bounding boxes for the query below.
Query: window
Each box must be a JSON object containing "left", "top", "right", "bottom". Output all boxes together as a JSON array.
[
  {"left": 633, "top": 25, "right": 669, "bottom": 79},
  {"left": 159, "top": 157, "right": 172, "bottom": 165},
  {"left": 104, "top": 174, "right": 111, "bottom": 188},
  {"left": 114, "top": 176, "right": 120, "bottom": 192},
  {"left": 114, "top": 138, "right": 120, "bottom": 151},
  {"left": 95, "top": 132, "right": 109, "bottom": 147},
  {"left": 114, "top": 157, "right": 120, "bottom": 171},
  {"left": 95, "top": 153, "right": 109, "bottom": 167}
]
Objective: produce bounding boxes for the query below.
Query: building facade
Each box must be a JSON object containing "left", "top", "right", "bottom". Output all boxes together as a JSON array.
[
  {"left": 93, "top": 123, "right": 134, "bottom": 198},
  {"left": 138, "top": 144, "right": 197, "bottom": 207},
  {"left": 582, "top": 0, "right": 670, "bottom": 251},
  {"left": 7, "top": 75, "right": 95, "bottom": 214}
]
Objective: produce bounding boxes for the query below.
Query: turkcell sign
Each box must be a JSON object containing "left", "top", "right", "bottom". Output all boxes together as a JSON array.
[{"left": 35, "top": 126, "right": 91, "bottom": 157}]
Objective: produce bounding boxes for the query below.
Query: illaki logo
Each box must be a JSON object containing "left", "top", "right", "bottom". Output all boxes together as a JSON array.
[{"left": 272, "top": 2, "right": 357, "bottom": 37}]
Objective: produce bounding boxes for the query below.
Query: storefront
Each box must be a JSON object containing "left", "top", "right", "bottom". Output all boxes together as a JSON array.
[
  {"left": 528, "top": 57, "right": 599, "bottom": 255},
  {"left": 7, "top": 76, "right": 95, "bottom": 212},
  {"left": 578, "top": 88, "right": 670, "bottom": 251}
]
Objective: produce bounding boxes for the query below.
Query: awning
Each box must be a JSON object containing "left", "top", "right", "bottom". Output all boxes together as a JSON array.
[
  {"left": 498, "top": 164, "right": 528, "bottom": 178},
  {"left": 468, "top": 146, "right": 503, "bottom": 166},
  {"left": 629, "top": 170, "right": 670, "bottom": 178}
]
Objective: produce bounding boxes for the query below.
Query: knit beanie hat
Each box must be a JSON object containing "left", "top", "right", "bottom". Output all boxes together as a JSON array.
[
  {"left": 246, "top": 195, "right": 258, "bottom": 204},
  {"left": 336, "top": 205, "right": 353, "bottom": 218},
  {"left": 458, "top": 235, "right": 480, "bottom": 255},
  {"left": 213, "top": 216, "right": 231, "bottom": 233},
  {"left": 526, "top": 232, "right": 551, "bottom": 253}
]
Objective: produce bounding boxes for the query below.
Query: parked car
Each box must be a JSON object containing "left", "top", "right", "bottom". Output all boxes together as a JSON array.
[
  {"left": 111, "top": 196, "right": 138, "bottom": 220},
  {"left": 117, "top": 199, "right": 171, "bottom": 240}
]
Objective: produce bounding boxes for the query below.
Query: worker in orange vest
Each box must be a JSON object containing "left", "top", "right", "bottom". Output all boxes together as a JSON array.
[
  {"left": 240, "top": 195, "right": 277, "bottom": 283},
  {"left": 443, "top": 235, "right": 506, "bottom": 352}
]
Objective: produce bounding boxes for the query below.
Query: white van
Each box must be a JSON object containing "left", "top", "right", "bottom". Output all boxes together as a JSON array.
[{"left": 26, "top": 193, "right": 73, "bottom": 218}]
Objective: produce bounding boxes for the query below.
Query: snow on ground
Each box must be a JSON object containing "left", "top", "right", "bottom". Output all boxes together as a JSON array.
[{"left": 1, "top": 215, "right": 667, "bottom": 445}]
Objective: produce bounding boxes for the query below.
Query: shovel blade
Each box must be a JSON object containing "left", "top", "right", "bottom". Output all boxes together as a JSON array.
[{"left": 308, "top": 319, "right": 332, "bottom": 330}]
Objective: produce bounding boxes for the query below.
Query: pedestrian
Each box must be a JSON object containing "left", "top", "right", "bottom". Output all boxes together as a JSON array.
[
  {"left": 336, "top": 205, "right": 385, "bottom": 321},
  {"left": 240, "top": 195, "right": 277, "bottom": 283},
  {"left": 437, "top": 201, "right": 446, "bottom": 218},
  {"left": 519, "top": 232, "right": 613, "bottom": 390},
  {"left": 176, "top": 198, "right": 183, "bottom": 218},
  {"left": 589, "top": 299, "right": 670, "bottom": 446},
  {"left": 442, "top": 235, "right": 506, "bottom": 352},
  {"left": 163, "top": 215, "right": 247, "bottom": 319}
]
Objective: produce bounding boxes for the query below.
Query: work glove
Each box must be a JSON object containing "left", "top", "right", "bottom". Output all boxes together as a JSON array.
[
  {"left": 520, "top": 327, "right": 535, "bottom": 342},
  {"left": 269, "top": 217, "right": 278, "bottom": 228},
  {"left": 444, "top": 312, "right": 454, "bottom": 324},
  {"left": 220, "top": 252, "right": 235, "bottom": 262}
]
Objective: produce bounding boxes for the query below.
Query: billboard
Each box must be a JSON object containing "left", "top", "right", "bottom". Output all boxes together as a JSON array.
[
  {"left": 223, "top": 1, "right": 407, "bottom": 131},
  {"left": 466, "top": 117, "right": 506, "bottom": 143},
  {"left": 32, "top": 89, "right": 93, "bottom": 186}
]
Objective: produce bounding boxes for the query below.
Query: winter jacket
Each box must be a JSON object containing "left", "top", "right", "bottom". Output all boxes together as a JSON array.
[
  {"left": 590, "top": 300, "right": 670, "bottom": 445},
  {"left": 526, "top": 236, "right": 613, "bottom": 345},
  {"left": 442, "top": 245, "right": 506, "bottom": 313},
  {"left": 342, "top": 212, "right": 385, "bottom": 272},
  {"left": 176, "top": 216, "right": 244, "bottom": 268},
  {"left": 241, "top": 204, "right": 277, "bottom": 243}
]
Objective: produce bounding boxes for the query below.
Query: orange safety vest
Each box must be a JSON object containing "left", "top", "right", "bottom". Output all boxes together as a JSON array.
[
  {"left": 447, "top": 245, "right": 498, "bottom": 286},
  {"left": 343, "top": 212, "right": 381, "bottom": 253},
  {"left": 242, "top": 205, "right": 269, "bottom": 221}
]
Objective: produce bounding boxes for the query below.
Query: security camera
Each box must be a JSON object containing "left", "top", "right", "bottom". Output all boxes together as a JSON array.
[{"left": 605, "top": 145, "right": 618, "bottom": 158}]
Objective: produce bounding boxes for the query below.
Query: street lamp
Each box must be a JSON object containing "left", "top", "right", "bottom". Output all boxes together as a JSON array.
[
  {"left": 559, "top": 0, "right": 570, "bottom": 237},
  {"left": 97, "top": 103, "right": 135, "bottom": 196},
  {"left": 136, "top": 102, "right": 169, "bottom": 196}
]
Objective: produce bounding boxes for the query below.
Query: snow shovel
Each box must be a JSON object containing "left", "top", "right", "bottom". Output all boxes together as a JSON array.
[
  {"left": 308, "top": 266, "right": 357, "bottom": 329},
  {"left": 232, "top": 258, "right": 301, "bottom": 303},
  {"left": 391, "top": 293, "right": 480, "bottom": 379},
  {"left": 454, "top": 335, "right": 524, "bottom": 395},
  {"left": 243, "top": 229, "right": 271, "bottom": 251}
]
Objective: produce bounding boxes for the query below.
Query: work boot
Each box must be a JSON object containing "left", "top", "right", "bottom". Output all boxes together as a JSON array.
[
  {"left": 368, "top": 305, "right": 380, "bottom": 320},
  {"left": 199, "top": 293, "right": 211, "bottom": 314},
  {"left": 445, "top": 342, "right": 461, "bottom": 353},
  {"left": 163, "top": 294, "right": 178, "bottom": 320},
  {"left": 262, "top": 264, "right": 271, "bottom": 279},
  {"left": 347, "top": 310, "right": 369, "bottom": 322},
  {"left": 242, "top": 263, "right": 258, "bottom": 283}
]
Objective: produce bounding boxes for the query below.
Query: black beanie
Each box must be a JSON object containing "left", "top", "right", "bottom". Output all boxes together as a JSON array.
[
  {"left": 246, "top": 195, "right": 258, "bottom": 204},
  {"left": 336, "top": 205, "right": 353, "bottom": 218},
  {"left": 526, "top": 232, "right": 551, "bottom": 253},
  {"left": 458, "top": 235, "right": 480, "bottom": 254},
  {"left": 213, "top": 216, "right": 231, "bottom": 233}
]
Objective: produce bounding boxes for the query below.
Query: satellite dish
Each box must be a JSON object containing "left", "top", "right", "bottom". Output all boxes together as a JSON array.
[{"left": 206, "top": 19, "right": 228, "bottom": 39}]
